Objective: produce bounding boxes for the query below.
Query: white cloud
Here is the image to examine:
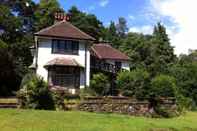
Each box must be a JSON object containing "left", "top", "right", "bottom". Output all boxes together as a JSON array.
[
  {"left": 129, "top": 25, "right": 153, "bottom": 35},
  {"left": 128, "top": 15, "right": 135, "bottom": 20},
  {"left": 99, "top": 0, "right": 109, "bottom": 7},
  {"left": 149, "top": 0, "right": 197, "bottom": 55}
]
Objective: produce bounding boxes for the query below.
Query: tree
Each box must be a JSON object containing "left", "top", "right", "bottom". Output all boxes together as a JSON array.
[
  {"left": 68, "top": 6, "right": 105, "bottom": 41},
  {"left": 34, "top": 0, "right": 63, "bottom": 31},
  {"left": 104, "top": 21, "right": 117, "bottom": 42},
  {"left": 104, "top": 21, "right": 122, "bottom": 48},
  {"left": 0, "top": 4, "right": 22, "bottom": 43},
  {"left": 170, "top": 55, "right": 197, "bottom": 106},
  {"left": 0, "top": 3, "right": 33, "bottom": 96},
  {"left": 150, "top": 22, "right": 176, "bottom": 76},
  {"left": 116, "top": 17, "right": 128, "bottom": 38},
  {"left": 120, "top": 32, "right": 154, "bottom": 69}
]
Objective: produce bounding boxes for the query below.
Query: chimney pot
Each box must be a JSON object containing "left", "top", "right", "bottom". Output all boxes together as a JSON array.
[{"left": 54, "top": 12, "right": 70, "bottom": 22}]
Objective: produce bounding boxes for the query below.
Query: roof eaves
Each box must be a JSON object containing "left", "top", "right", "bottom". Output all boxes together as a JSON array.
[{"left": 34, "top": 34, "right": 95, "bottom": 41}]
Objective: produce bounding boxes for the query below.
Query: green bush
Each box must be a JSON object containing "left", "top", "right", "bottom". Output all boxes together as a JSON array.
[
  {"left": 149, "top": 74, "right": 180, "bottom": 117},
  {"left": 79, "top": 88, "right": 97, "bottom": 98},
  {"left": 90, "top": 73, "right": 110, "bottom": 96},
  {"left": 116, "top": 69, "right": 150, "bottom": 99},
  {"left": 176, "top": 94, "right": 194, "bottom": 112},
  {"left": 52, "top": 91, "right": 66, "bottom": 110},
  {"left": 17, "top": 73, "right": 55, "bottom": 110},
  {"left": 150, "top": 74, "right": 177, "bottom": 98}
]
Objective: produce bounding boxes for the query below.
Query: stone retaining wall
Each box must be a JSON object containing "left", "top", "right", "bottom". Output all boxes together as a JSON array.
[{"left": 77, "top": 96, "right": 176, "bottom": 116}]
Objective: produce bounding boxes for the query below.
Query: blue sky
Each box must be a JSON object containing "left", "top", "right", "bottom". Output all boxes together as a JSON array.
[
  {"left": 34, "top": 0, "right": 165, "bottom": 28},
  {"left": 33, "top": 0, "right": 197, "bottom": 55}
]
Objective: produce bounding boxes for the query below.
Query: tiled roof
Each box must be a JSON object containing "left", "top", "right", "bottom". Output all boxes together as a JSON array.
[
  {"left": 35, "top": 21, "right": 95, "bottom": 41},
  {"left": 91, "top": 43, "right": 129, "bottom": 61},
  {"left": 44, "top": 57, "right": 83, "bottom": 68}
]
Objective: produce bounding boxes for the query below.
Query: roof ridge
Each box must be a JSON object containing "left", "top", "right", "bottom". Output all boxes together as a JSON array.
[{"left": 65, "top": 21, "right": 95, "bottom": 40}]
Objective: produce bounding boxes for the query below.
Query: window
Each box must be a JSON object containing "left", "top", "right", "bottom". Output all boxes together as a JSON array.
[
  {"left": 115, "top": 61, "right": 122, "bottom": 71},
  {"left": 52, "top": 39, "right": 79, "bottom": 54},
  {"left": 49, "top": 67, "right": 80, "bottom": 88}
]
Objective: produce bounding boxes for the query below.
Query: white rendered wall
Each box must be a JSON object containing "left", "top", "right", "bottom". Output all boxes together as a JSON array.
[
  {"left": 35, "top": 37, "right": 90, "bottom": 88},
  {"left": 121, "top": 61, "right": 130, "bottom": 70}
]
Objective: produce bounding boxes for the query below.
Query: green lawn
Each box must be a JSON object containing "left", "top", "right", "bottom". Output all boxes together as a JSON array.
[{"left": 0, "top": 109, "right": 197, "bottom": 131}]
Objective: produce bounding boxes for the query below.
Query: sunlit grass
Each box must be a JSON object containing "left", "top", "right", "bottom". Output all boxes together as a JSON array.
[{"left": 0, "top": 109, "right": 197, "bottom": 131}]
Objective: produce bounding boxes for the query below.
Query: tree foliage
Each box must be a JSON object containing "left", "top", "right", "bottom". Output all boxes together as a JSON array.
[
  {"left": 116, "top": 69, "right": 150, "bottom": 99},
  {"left": 17, "top": 73, "right": 55, "bottom": 110},
  {"left": 68, "top": 6, "right": 105, "bottom": 41},
  {"left": 34, "top": 0, "right": 63, "bottom": 31}
]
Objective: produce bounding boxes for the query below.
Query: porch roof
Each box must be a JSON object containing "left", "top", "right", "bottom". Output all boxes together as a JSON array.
[{"left": 44, "top": 57, "right": 83, "bottom": 68}]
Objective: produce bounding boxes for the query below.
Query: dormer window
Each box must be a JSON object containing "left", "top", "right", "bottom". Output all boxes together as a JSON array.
[{"left": 52, "top": 39, "right": 79, "bottom": 55}]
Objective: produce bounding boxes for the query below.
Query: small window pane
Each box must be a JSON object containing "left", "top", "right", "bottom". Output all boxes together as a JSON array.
[
  {"left": 72, "top": 41, "right": 79, "bottom": 54},
  {"left": 59, "top": 40, "right": 65, "bottom": 53},
  {"left": 66, "top": 40, "right": 72, "bottom": 53},
  {"left": 52, "top": 40, "right": 59, "bottom": 53}
]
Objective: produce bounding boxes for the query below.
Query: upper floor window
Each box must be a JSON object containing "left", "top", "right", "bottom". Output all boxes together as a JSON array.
[{"left": 52, "top": 39, "right": 79, "bottom": 55}]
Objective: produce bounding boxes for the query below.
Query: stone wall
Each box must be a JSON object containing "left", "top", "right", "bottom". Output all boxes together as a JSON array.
[{"left": 77, "top": 96, "right": 176, "bottom": 116}]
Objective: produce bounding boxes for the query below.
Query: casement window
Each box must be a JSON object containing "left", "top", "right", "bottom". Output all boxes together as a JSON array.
[{"left": 52, "top": 39, "right": 79, "bottom": 55}]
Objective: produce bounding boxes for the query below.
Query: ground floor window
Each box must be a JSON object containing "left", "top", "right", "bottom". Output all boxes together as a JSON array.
[{"left": 48, "top": 66, "right": 80, "bottom": 88}]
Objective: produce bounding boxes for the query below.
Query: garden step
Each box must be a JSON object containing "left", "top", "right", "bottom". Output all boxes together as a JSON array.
[{"left": 0, "top": 103, "right": 18, "bottom": 108}]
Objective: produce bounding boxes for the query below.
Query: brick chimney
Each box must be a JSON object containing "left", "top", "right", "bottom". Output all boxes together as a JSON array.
[{"left": 54, "top": 12, "right": 70, "bottom": 23}]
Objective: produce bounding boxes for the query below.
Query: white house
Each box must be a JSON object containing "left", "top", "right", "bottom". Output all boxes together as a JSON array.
[{"left": 31, "top": 13, "right": 129, "bottom": 94}]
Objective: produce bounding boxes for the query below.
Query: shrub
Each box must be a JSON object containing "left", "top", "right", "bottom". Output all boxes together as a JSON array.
[
  {"left": 17, "top": 73, "right": 55, "bottom": 110},
  {"left": 90, "top": 73, "right": 110, "bottom": 96},
  {"left": 79, "top": 87, "right": 97, "bottom": 98},
  {"left": 150, "top": 74, "right": 177, "bottom": 98},
  {"left": 149, "top": 74, "right": 179, "bottom": 117},
  {"left": 176, "top": 94, "right": 194, "bottom": 112},
  {"left": 116, "top": 69, "right": 150, "bottom": 99},
  {"left": 51, "top": 91, "right": 66, "bottom": 110}
]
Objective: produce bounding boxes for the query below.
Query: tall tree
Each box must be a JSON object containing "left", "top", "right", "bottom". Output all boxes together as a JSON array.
[
  {"left": 68, "top": 6, "right": 105, "bottom": 41},
  {"left": 150, "top": 22, "right": 176, "bottom": 75},
  {"left": 116, "top": 17, "right": 128, "bottom": 38},
  {"left": 120, "top": 32, "right": 153, "bottom": 69},
  {"left": 104, "top": 21, "right": 121, "bottom": 48},
  {"left": 34, "top": 0, "right": 63, "bottom": 31},
  {"left": 0, "top": 3, "right": 32, "bottom": 96}
]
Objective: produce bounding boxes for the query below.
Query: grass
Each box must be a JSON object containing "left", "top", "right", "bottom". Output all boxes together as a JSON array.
[{"left": 0, "top": 109, "right": 197, "bottom": 131}]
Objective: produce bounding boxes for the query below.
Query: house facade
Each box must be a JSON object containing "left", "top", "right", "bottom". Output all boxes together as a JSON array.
[{"left": 31, "top": 14, "right": 129, "bottom": 94}]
